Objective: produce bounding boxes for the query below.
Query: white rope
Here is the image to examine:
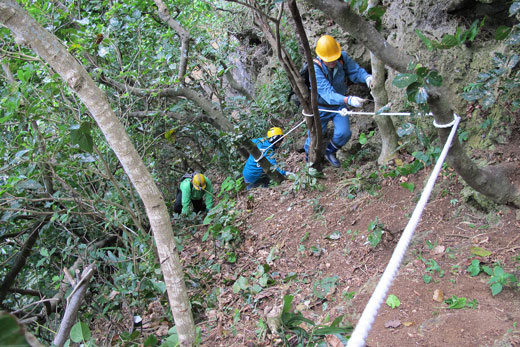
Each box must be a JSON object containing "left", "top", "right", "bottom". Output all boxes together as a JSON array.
[
  {"left": 346, "top": 114, "right": 461, "bottom": 347},
  {"left": 318, "top": 108, "right": 433, "bottom": 117},
  {"left": 302, "top": 110, "right": 314, "bottom": 117},
  {"left": 254, "top": 119, "right": 306, "bottom": 163},
  {"left": 433, "top": 114, "right": 458, "bottom": 128}
]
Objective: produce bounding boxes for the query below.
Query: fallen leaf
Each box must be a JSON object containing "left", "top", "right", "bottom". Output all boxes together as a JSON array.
[
  {"left": 325, "top": 334, "right": 344, "bottom": 347},
  {"left": 433, "top": 245, "right": 445, "bottom": 254},
  {"left": 403, "top": 321, "right": 414, "bottom": 327},
  {"left": 433, "top": 288, "right": 444, "bottom": 302},
  {"left": 384, "top": 319, "right": 401, "bottom": 328},
  {"left": 108, "top": 290, "right": 119, "bottom": 300},
  {"left": 155, "top": 322, "right": 170, "bottom": 336},
  {"left": 471, "top": 246, "right": 491, "bottom": 257}
]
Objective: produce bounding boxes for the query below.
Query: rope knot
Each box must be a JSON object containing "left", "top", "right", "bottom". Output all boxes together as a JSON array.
[{"left": 339, "top": 108, "right": 350, "bottom": 117}]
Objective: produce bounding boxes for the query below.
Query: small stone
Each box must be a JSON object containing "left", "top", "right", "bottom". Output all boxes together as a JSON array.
[
  {"left": 433, "top": 288, "right": 444, "bottom": 302},
  {"left": 433, "top": 245, "right": 445, "bottom": 254},
  {"left": 384, "top": 319, "right": 401, "bottom": 328}
]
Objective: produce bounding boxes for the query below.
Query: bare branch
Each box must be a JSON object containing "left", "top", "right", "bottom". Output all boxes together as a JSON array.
[
  {"left": 0, "top": 218, "right": 46, "bottom": 304},
  {"left": 153, "top": 0, "right": 191, "bottom": 81},
  {"left": 53, "top": 264, "right": 96, "bottom": 347}
]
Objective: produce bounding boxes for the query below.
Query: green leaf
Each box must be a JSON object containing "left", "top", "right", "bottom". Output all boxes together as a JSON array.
[
  {"left": 70, "top": 123, "right": 94, "bottom": 153},
  {"left": 406, "top": 82, "right": 420, "bottom": 102},
  {"left": 423, "top": 274, "right": 432, "bottom": 284},
  {"left": 506, "top": 27, "right": 520, "bottom": 45},
  {"left": 400, "top": 182, "right": 414, "bottom": 193},
  {"left": 397, "top": 123, "right": 414, "bottom": 137},
  {"left": 40, "top": 248, "right": 49, "bottom": 257},
  {"left": 313, "top": 276, "right": 338, "bottom": 299},
  {"left": 425, "top": 71, "right": 443, "bottom": 86},
  {"left": 313, "top": 325, "right": 353, "bottom": 335},
  {"left": 0, "top": 313, "right": 31, "bottom": 346},
  {"left": 482, "top": 265, "right": 493, "bottom": 276},
  {"left": 415, "top": 29, "right": 434, "bottom": 51},
  {"left": 359, "top": 132, "right": 367, "bottom": 145},
  {"left": 233, "top": 276, "right": 249, "bottom": 293},
  {"left": 415, "top": 67, "right": 427, "bottom": 78},
  {"left": 481, "top": 93, "right": 496, "bottom": 109},
  {"left": 490, "top": 282, "right": 503, "bottom": 296},
  {"left": 461, "top": 88, "right": 485, "bottom": 101},
  {"left": 282, "top": 295, "right": 294, "bottom": 314},
  {"left": 70, "top": 321, "right": 91, "bottom": 343},
  {"left": 440, "top": 34, "right": 459, "bottom": 48},
  {"left": 415, "top": 87, "right": 428, "bottom": 104},
  {"left": 264, "top": 214, "right": 274, "bottom": 221},
  {"left": 152, "top": 280, "right": 166, "bottom": 294},
  {"left": 470, "top": 246, "right": 491, "bottom": 257},
  {"left": 466, "top": 259, "right": 481, "bottom": 276},
  {"left": 445, "top": 295, "right": 466, "bottom": 309},
  {"left": 367, "top": 6, "right": 386, "bottom": 22},
  {"left": 144, "top": 334, "right": 158, "bottom": 346},
  {"left": 325, "top": 231, "right": 341, "bottom": 240},
  {"left": 386, "top": 294, "right": 401, "bottom": 308},
  {"left": 392, "top": 73, "right": 418, "bottom": 88},
  {"left": 496, "top": 26, "right": 512, "bottom": 40}
]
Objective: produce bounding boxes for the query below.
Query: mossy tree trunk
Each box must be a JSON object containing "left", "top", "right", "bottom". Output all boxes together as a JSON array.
[{"left": 370, "top": 52, "right": 398, "bottom": 165}]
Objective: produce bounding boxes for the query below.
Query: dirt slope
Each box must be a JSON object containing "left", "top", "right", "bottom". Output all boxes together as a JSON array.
[{"left": 189, "top": 136, "right": 520, "bottom": 346}]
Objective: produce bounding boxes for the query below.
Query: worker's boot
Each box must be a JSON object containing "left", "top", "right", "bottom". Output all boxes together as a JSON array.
[{"left": 325, "top": 141, "right": 341, "bottom": 168}]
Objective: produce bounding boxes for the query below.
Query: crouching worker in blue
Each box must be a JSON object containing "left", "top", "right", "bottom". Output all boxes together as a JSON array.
[
  {"left": 304, "top": 34, "right": 373, "bottom": 168},
  {"left": 242, "top": 127, "right": 293, "bottom": 190},
  {"left": 173, "top": 173, "right": 213, "bottom": 215}
]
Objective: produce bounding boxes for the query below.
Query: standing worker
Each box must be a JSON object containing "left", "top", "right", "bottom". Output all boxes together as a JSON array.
[
  {"left": 173, "top": 173, "right": 213, "bottom": 215},
  {"left": 304, "top": 34, "right": 373, "bottom": 168},
  {"left": 242, "top": 127, "right": 293, "bottom": 189}
]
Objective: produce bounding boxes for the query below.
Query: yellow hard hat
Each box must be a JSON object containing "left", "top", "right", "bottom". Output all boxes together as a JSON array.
[
  {"left": 315, "top": 35, "right": 341, "bottom": 62},
  {"left": 267, "top": 127, "right": 283, "bottom": 143},
  {"left": 192, "top": 173, "right": 206, "bottom": 191}
]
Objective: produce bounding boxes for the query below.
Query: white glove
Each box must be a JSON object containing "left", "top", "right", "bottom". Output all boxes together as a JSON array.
[
  {"left": 365, "top": 75, "right": 373, "bottom": 88},
  {"left": 346, "top": 96, "right": 366, "bottom": 108}
]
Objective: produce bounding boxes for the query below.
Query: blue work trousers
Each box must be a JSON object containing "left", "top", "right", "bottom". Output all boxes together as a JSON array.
[
  {"left": 304, "top": 108, "right": 351, "bottom": 153},
  {"left": 244, "top": 175, "right": 270, "bottom": 190}
]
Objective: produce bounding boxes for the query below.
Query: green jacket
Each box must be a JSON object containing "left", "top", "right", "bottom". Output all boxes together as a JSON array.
[{"left": 179, "top": 177, "right": 213, "bottom": 215}]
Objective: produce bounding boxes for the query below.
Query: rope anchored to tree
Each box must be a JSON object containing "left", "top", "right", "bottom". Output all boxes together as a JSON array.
[{"left": 346, "top": 114, "right": 461, "bottom": 347}]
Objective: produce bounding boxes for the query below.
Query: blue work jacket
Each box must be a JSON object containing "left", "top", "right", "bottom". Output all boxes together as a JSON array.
[
  {"left": 314, "top": 52, "right": 370, "bottom": 107},
  {"left": 242, "top": 138, "right": 286, "bottom": 183}
]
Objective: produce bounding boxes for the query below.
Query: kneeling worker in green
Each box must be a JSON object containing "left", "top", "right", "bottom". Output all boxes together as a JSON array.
[{"left": 173, "top": 173, "right": 213, "bottom": 215}]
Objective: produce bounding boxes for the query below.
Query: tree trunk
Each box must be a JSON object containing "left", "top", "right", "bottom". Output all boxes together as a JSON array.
[
  {"left": 52, "top": 264, "right": 96, "bottom": 347},
  {"left": 287, "top": 0, "right": 324, "bottom": 168},
  {"left": 0, "top": 2, "right": 196, "bottom": 345},
  {"left": 370, "top": 52, "right": 398, "bottom": 165},
  {"left": 303, "top": 0, "right": 520, "bottom": 207}
]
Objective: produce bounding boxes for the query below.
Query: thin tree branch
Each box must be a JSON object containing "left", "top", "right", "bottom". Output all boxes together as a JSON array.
[
  {"left": 0, "top": 218, "right": 46, "bottom": 304},
  {"left": 153, "top": 0, "right": 191, "bottom": 82},
  {"left": 53, "top": 264, "right": 96, "bottom": 347}
]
